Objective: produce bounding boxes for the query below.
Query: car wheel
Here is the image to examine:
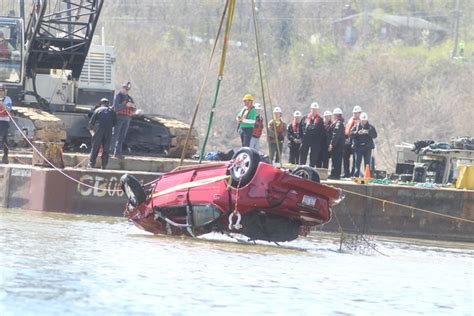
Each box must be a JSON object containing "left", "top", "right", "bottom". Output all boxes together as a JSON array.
[
  {"left": 292, "top": 166, "right": 320, "bottom": 183},
  {"left": 230, "top": 147, "right": 261, "bottom": 187},
  {"left": 120, "top": 174, "right": 147, "bottom": 207}
]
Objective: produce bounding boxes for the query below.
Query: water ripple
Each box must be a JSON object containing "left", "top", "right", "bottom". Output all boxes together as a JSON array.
[{"left": 1, "top": 208, "right": 473, "bottom": 315}]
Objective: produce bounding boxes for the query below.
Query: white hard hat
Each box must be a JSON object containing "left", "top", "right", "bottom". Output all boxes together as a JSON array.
[
  {"left": 323, "top": 110, "right": 332, "bottom": 117},
  {"left": 333, "top": 107, "right": 343, "bottom": 115},
  {"left": 135, "top": 109, "right": 144, "bottom": 115},
  {"left": 254, "top": 103, "right": 262, "bottom": 110},
  {"left": 293, "top": 110, "right": 302, "bottom": 117},
  {"left": 122, "top": 80, "right": 132, "bottom": 90},
  {"left": 360, "top": 112, "right": 368, "bottom": 120},
  {"left": 310, "top": 102, "right": 319, "bottom": 109},
  {"left": 353, "top": 105, "right": 362, "bottom": 113},
  {"left": 273, "top": 107, "right": 282, "bottom": 113}
]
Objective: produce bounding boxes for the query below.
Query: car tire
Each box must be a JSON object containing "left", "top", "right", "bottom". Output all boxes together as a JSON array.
[
  {"left": 120, "top": 174, "right": 147, "bottom": 207},
  {"left": 292, "top": 166, "right": 320, "bottom": 183},
  {"left": 230, "top": 147, "right": 261, "bottom": 187}
]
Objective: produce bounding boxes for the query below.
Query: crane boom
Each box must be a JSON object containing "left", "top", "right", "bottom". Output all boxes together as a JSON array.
[{"left": 24, "top": 0, "right": 104, "bottom": 79}]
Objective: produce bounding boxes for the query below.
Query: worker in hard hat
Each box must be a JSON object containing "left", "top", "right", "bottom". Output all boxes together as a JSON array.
[
  {"left": 0, "top": 31, "right": 13, "bottom": 60},
  {"left": 267, "top": 107, "right": 287, "bottom": 164},
  {"left": 300, "top": 102, "right": 324, "bottom": 167},
  {"left": 287, "top": 110, "right": 303, "bottom": 164},
  {"left": 88, "top": 98, "right": 116, "bottom": 169},
  {"left": 250, "top": 102, "right": 264, "bottom": 151},
  {"left": 0, "top": 83, "right": 12, "bottom": 164},
  {"left": 343, "top": 105, "right": 362, "bottom": 178},
  {"left": 320, "top": 110, "right": 333, "bottom": 168},
  {"left": 350, "top": 112, "right": 377, "bottom": 178},
  {"left": 236, "top": 94, "right": 256, "bottom": 147},
  {"left": 328, "top": 108, "right": 345, "bottom": 179},
  {"left": 111, "top": 80, "right": 135, "bottom": 159}
]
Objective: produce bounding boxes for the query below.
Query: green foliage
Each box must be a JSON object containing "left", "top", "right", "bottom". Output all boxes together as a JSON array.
[{"left": 382, "top": 40, "right": 474, "bottom": 67}]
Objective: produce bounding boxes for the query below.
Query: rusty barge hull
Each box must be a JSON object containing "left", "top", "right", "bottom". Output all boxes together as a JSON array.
[{"left": 0, "top": 164, "right": 473, "bottom": 242}]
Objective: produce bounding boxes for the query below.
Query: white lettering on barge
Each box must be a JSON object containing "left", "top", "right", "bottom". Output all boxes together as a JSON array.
[
  {"left": 77, "top": 175, "right": 124, "bottom": 197},
  {"left": 11, "top": 168, "right": 32, "bottom": 177}
]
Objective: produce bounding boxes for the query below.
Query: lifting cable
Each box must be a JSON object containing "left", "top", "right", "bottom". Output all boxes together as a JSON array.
[
  {"left": 341, "top": 188, "right": 474, "bottom": 224},
  {"left": 199, "top": 0, "right": 237, "bottom": 164},
  {"left": 178, "top": 0, "right": 230, "bottom": 166},
  {"left": 250, "top": 0, "right": 270, "bottom": 156},
  {"left": 250, "top": 0, "right": 282, "bottom": 166}
]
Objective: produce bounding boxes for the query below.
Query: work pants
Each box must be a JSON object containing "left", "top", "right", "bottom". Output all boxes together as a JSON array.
[
  {"left": 319, "top": 144, "right": 330, "bottom": 168},
  {"left": 330, "top": 146, "right": 344, "bottom": 179},
  {"left": 300, "top": 139, "right": 320, "bottom": 167},
  {"left": 111, "top": 115, "right": 131, "bottom": 157},
  {"left": 288, "top": 143, "right": 300, "bottom": 165},
  {"left": 354, "top": 148, "right": 372, "bottom": 178},
  {"left": 343, "top": 142, "right": 354, "bottom": 177},
  {"left": 269, "top": 142, "right": 283, "bottom": 164},
  {"left": 0, "top": 121, "right": 9, "bottom": 163},
  {"left": 249, "top": 136, "right": 260, "bottom": 151},
  {"left": 90, "top": 127, "right": 113, "bottom": 169},
  {"left": 239, "top": 127, "right": 253, "bottom": 147}
]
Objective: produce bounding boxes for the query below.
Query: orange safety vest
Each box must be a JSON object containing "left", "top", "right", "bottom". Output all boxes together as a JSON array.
[
  {"left": 252, "top": 115, "right": 264, "bottom": 137},
  {"left": 0, "top": 106, "right": 8, "bottom": 118},
  {"left": 115, "top": 107, "right": 135, "bottom": 116},
  {"left": 345, "top": 116, "right": 358, "bottom": 136}
]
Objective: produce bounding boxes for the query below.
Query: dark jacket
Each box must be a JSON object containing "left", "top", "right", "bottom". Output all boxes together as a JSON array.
[
  {"left": 323, "top": 120, "right": 333, "bottom": 146},
  {"left": 113, "top": 92, "right": 135, "bottom": 115},
  {"left": 300, "top": 114, "right": 324, "bottom": 140},
  {"left": 87, "top": 103, "right": 102, "bottom": 119},
  {"left": 89, "top": 105, "right": 117, "bottom": 131},
  {"left": 350, "top": 121, "right": 377, "bottom": 150},
  {"left": 330, "top": 118, "right": 345, "bottom": 148},
  {"left": 287, "top": 121, "right": 302, "bottom": 146}
]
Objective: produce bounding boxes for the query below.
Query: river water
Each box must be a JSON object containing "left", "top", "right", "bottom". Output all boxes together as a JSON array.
[{"left": 0, "top": 208, "right": 473, "bottom": 315}]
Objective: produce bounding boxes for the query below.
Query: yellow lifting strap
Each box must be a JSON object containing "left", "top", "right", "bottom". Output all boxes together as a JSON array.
[
  {"left": 219, "top": 0, "right": 236, "bottom": 76},
  {"left": 199, "top": 0, "right": 236, "bottom": 163}
]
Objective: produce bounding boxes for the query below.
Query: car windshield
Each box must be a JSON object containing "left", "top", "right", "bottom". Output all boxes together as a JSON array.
[{"left": 0, "top": 18, "right": 22, "bottom": 84}]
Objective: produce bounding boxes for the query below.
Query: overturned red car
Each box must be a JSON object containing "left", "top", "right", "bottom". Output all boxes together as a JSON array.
[{"left": 121, "top": 148, "right": 343, "bottom": 242}]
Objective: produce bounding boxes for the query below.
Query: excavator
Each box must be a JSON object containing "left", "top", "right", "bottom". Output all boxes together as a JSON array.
[{"left": 0, "top": 0, "right": 196, "bottom": 158}]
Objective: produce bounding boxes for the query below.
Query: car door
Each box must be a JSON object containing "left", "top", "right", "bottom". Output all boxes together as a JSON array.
[
  {"left": 151, "top": 169, "right": 194, "bottom": 209},
  {"left": 187, "top": 164, "right": 230, "bottom": 226}
]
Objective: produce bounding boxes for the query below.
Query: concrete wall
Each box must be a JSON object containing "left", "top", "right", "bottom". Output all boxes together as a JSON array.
[
  {"left": 10, "top": 152, "right": 198, "bottom": 172},
  {"left": 0, "top": 166, "right": 9, "bottom": 207}
]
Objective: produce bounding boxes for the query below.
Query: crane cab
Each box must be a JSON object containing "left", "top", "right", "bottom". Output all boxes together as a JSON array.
[{"left": 0, "top": 17, "right": 23, "bottom": 85}]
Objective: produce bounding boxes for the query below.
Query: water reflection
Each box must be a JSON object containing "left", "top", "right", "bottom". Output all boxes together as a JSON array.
[{"left": 1, "top": 208, "right": 473, "bottom": 315}]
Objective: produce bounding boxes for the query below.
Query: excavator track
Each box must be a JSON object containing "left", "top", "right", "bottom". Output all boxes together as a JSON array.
[{"left": 10, "top": 109, "right": 197, "bottom": 158}]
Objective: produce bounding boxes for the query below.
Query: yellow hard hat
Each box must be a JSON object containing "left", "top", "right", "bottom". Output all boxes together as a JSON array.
[{"left": 242, "top": 94, "right": 254, "bottom": 101}]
